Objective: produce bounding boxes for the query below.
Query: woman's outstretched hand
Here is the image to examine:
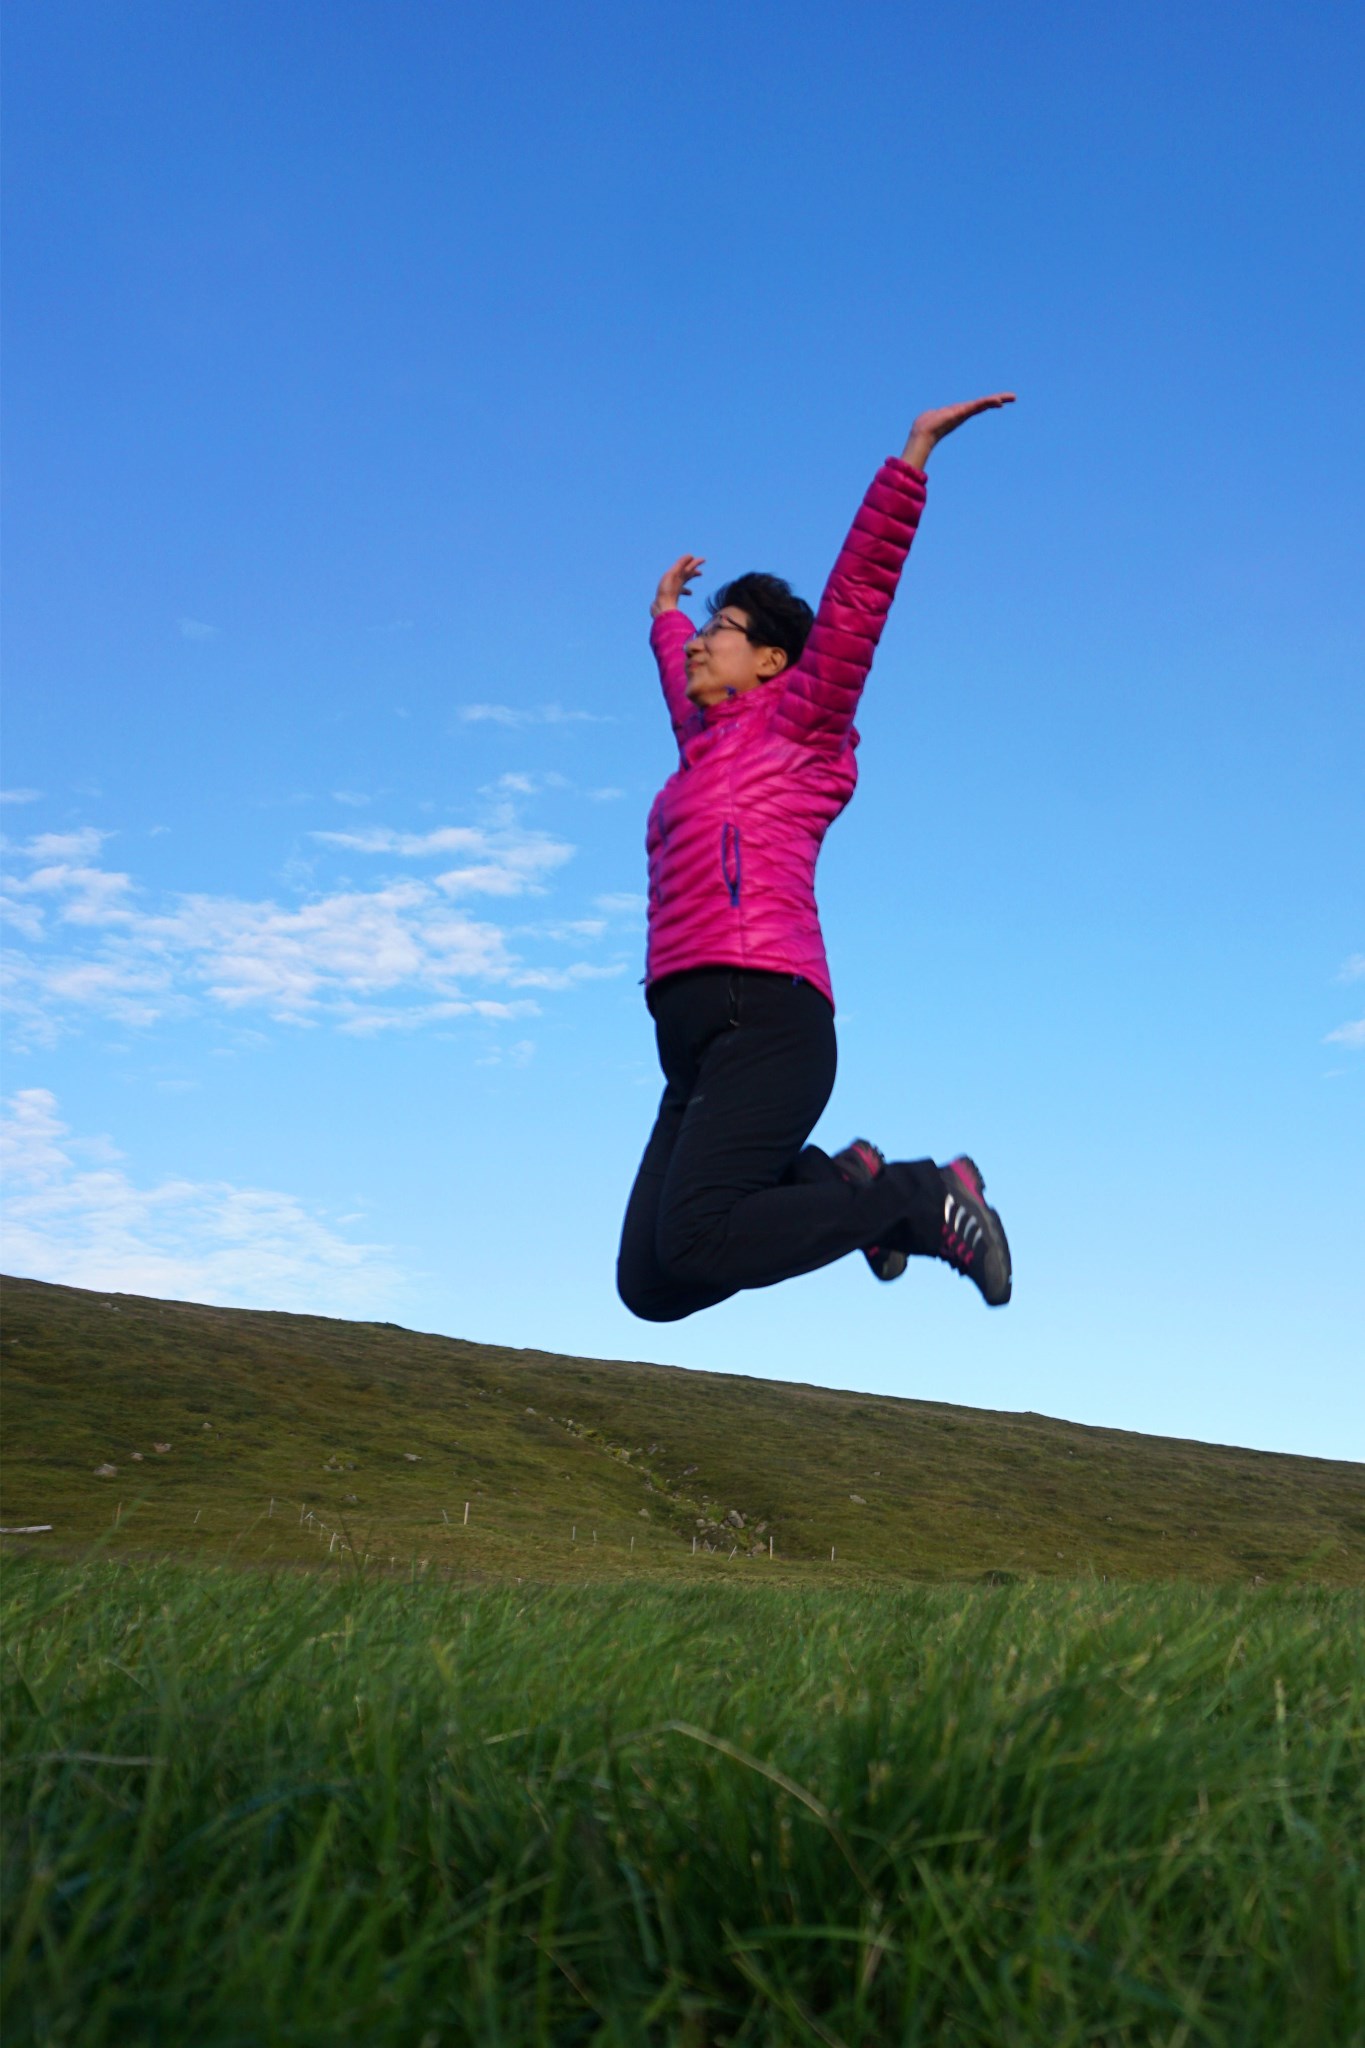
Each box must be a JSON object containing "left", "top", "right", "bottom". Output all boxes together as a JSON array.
[
  {"left": 902, "top": 393, "right": 1015, "bottom": 471},
  {"left": 651, "top": 553, "right": 706, "bottom": 618}
]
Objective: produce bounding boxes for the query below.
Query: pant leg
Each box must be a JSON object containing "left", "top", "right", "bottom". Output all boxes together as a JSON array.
[
  {"left": 617, "top": 969, "right": 942, "bottom": 1323},
  {"left": 653, "top": 972, "right": 940, "bottom": 1298},
  {"left": 616, "top": 971, "right": 736, "bottom": 1322},
  {"left": 616, "top": 1083, "right": 731, "bottom": 1322},
  {"left": 616, "top": 1114, "right": 846, "bottom": 1324}
]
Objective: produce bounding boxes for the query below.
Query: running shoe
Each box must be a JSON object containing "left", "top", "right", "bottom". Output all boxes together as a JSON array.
[
  {"left": 938, "top": 1155, "right": 1012, "bottom": 1307},
  {"left": 831, "top": 1138, "right": 907, "bottom": 1282}
]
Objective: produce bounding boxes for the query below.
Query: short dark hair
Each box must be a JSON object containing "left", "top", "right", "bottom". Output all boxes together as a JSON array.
[{"left": 708, "top": 572, "right": 814, "bottom": 668}]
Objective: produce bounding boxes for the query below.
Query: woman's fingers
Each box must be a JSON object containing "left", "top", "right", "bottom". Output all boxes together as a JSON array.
[
  {"left": 902, "top": 395, "right": 1015, "bottom": 469},
  {"left": 934, "top": 393, "right": 1016, "bottom": 429},
  {"left": 653, "top": 553, "right": 706, "bottom": 615},
  {"left": 660, "top": 553, "right": 705, "bottom": 594}
]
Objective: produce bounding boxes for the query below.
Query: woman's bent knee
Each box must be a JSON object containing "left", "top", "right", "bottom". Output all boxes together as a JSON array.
[
  {"left": 616, "top": 1264, "right": 696, "bottom": 1324},
  {"left": 653, "top": 1218, "right": 722, "bottom": 1296}
]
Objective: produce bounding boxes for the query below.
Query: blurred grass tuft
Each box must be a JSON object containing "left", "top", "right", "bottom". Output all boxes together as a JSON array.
[{"left": 2, "top": 1562, "right": 1361, "bottom": 2044}]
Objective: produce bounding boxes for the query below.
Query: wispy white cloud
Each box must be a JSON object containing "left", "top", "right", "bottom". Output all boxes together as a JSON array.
[
  {"left": 508, "top": 962, "right": 623, "bottom": 990},
  {"left": 21, "top": 862, "right": 137, "bottom": 926},
  {"left": 178, "top": 617, "right": 217, "bottom": 642},
  {"left": 314, "top": 824, "right": 483, "bottom": 856},
  {"left": 0, "top": 789, "right": 42, "bottom": 806},
  {"left": 313, "top": 824, "right": 485, "bottom": 857},
  {"left": 1, "top": 1088, "right": 399, "bottom": 1314},
  {"left": 476, "top": 1038, "right": 535, "bottom": 1069},
  {"left": 0, "top": 895, "right": 45, "bottom": 941},
  {"left": 1324, "top": 955, "right": 1364, "bottom": 1048},
  {"left": 22, "top": 828, "right": 111, "bottom": 863},
  {"left": 480, "top": 770, "right": 572, "bottom": 798},
  {"left": 2, "top": 831, "right": 135, "bottom": 946},
  {"left": 2, "top": 820, "right": 629, "bottom": 1042},
  {"left": 456, "top": 703, "right": 613, "bottom": 727},
  {"left": 8, "top": 953, "right": 176, "bottom": 1033},
  {"left": 476, "top": 770, "right": 620, "bottom": 806},
  {"left": 331, "top": 790, "right": 375, "bottom": 807},
  {"left": 312, "top": 822, "right": 574, "bottom": 899},
  {"left": 531, "top": 918, "right": 608, "bottom": 942},
  {"left": 594, "top": 891, "right": 648, "bottom": 923},
  {"left": 335, "top": 997, "right": 536, "bottom": 1038}
]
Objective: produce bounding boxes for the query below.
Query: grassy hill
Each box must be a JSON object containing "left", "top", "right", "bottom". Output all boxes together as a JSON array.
[{"left": 2, "top": 1273, "right": 1361, "bottom": 1582}]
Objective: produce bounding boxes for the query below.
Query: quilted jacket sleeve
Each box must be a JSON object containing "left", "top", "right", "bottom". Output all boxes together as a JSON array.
[
  {"left": 775, "top": 457, "right": 928, "bottom": 747},
  {"left": 649, "top": 610, "right": 697, "bottom": 744}
]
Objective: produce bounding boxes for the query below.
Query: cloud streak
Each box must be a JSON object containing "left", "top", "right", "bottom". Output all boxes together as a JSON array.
[
  {"left": 455, "top": 703, "right": 613, "bottom": 727},
  {"left": 2, "top": 821, "right": 628, "bottom": 1041},
  {"left": 1323, "top": 954, "right": 1364, "bottom": 1052},
  {"left": 311, "top": 821, "right": 575, "bottom": 900},
  {"left": 1, "top": 1088, "right": 399, "bottom": 1314}
]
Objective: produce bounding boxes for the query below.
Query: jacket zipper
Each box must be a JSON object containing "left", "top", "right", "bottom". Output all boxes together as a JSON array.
[{"left": 721, "top": 822, "right": 742, "bottom": 908}]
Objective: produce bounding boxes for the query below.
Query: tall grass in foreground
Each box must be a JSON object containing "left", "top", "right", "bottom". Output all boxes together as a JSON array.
[{"left": 3, "top": 1563, "right": 1362, "bottom": 2047}]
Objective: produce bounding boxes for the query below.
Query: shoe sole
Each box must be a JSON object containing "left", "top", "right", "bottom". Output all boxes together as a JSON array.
[{"left": 867, "top": 1246, "right": 907, "bottom": 1282}]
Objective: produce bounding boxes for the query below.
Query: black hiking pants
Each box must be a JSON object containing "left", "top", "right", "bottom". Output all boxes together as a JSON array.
[{"left": 617, "top": 967, "right": 943, "bottom": 1323}]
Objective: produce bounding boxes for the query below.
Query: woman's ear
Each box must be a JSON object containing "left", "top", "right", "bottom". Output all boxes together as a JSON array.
[{"left": 757, "top": 646, "right": 788, "bottom": 681}]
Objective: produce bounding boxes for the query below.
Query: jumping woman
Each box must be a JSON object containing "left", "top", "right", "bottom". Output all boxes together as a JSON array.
[{"left": 617, "top": 395, "right": 1016, "bottom": 1325}]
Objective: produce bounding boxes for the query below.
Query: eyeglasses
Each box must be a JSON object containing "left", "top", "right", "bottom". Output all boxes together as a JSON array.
[{"left": 694, "top": 615, "right": 752, "bottom": 641}]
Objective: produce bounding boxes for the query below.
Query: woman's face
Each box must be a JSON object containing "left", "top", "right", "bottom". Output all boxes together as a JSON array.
[{"left": 684, "top": 609, "right": 788, "bottom": 707}]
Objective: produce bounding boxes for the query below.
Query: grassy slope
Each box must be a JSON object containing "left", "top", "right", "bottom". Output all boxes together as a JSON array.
[{"left": 2, "top": 1273, "right": 1362, "bottom": 1582}]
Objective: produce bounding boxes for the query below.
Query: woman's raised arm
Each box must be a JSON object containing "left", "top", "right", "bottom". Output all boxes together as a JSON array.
[
  {"left": 649, "top": 553, "right": 706, "bottom": 740},
  {"left": 775, "top": 393, "right": 1016, "bottom": 748}
]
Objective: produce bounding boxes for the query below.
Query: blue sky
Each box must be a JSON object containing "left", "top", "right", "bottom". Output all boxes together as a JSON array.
[{"left": 3, "top": 0, "right": 1361, "bottom": 1460}]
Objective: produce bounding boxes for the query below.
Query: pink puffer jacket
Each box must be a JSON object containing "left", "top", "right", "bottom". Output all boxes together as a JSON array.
[{"left": 644, "top": 456, "right": 928, "bottom": 1011}]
